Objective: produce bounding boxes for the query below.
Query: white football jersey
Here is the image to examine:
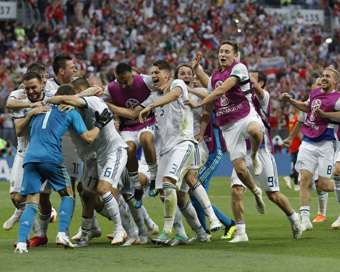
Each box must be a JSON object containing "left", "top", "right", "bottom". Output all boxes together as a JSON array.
[
  {"left": 82, "top": 96, "right": 127, "bottom": 160},
  {"left": 142, "top": 79, "right": 195, "bottom": 155}
]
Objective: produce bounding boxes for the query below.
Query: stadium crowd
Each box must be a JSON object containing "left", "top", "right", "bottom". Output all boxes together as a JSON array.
[{"left": 1, "top": 0, "right": 340, "bottom": 143}]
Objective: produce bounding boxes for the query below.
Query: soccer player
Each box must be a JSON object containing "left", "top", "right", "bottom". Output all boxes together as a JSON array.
[
  {"left": 14, "top": 86, "right": 111, "bottom": 253},
  {"left": 229, "top": 70, "right": 302, "bottom": 242},
  {"left": 4, "top": 66, "right": 55, "bottom": 248},
  {"left": 280, "top": 67, "right": 340, "bottom": 231},
  {"left": 187, "top": 41, "right": 266, "bottom": 217},
  {"left": 103, "top": 63, "right": 160, "bottom": 208},
  {"left": 138, "top": 60, "right": 211, "bottom": 245},
  {"left": 187, "top": 71, "right": 236, "bottom": 239},
  {"left": 47, "top": 82, "right": 130, "bottom": 246}
]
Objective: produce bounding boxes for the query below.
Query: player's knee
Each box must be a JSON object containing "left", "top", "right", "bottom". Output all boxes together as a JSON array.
[
  {"left": 14, "top": 193, "right": 25, "bottom": 204},
  {"left": 81, "top": 190, "right": 93, "bottom": 203},
  {"left": 266, "top": 191, "right": 278, "bottom": 202},
  {"left": 231, "top": 186, "right": 243, "bottom": 201},
  {"left": 126, "top": 141, "right": 137, "bottom": 155},
  {"left": 176, "top": 192, "right": 187, "bottom": 208}
]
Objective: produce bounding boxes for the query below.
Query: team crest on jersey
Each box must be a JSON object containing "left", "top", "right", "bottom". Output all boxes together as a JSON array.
[
  {"left": 126, "top": 98, "right": 140, "bottom": 109},
  {"left": 220, "top": 95, "right": 229, "bottom": 106},
  {"left": 310, "top": 99, "right": 321, "bottom": 121},
  {"left": 214, "top": 80, "right": 223, "bottom": 89}
]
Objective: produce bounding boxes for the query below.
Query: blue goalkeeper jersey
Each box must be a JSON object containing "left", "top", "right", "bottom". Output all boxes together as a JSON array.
[{"left": 24, "top": 104, "right": 88, "bottom": 165}]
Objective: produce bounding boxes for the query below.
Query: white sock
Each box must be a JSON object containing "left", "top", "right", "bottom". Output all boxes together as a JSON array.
[
  {"left": 32, "top": 216, "right": 43, "bottom": 237},
  {"left": 163, "top": 182, "right": 177, "bottom": 235},
  {"left": 235, "top": 221, "right": 246, "bottom": 234},
  {"left": 287, "top": 210, "right": 298, "bottom": 225},
  {"left": 98, "top": 206, "right": 110, "bottom": 219},
  {"left": 300, "top": 206, "right": 310, "bottom": 221},
  {"left": 119, "top": 199, "right": 137, "bottom": 238},
  {"left": 180, "top": 201, "right": 203, "bottom": 234},
  {"left": 100, "top": 192, "right": 124, "bottom": 232},
  {"left": 192, "top": 181, "right": 218, "bottom": 221},
  {"left": 317, "top": 191, "right": 328, "bottom": 216},
  {"left": 141, "top": 206, "right": 156, "bottom": 230},
  {"left": 39, "top": 213, "right": 51, "bottom": 236},
  {"left": 81, "top": 217, "right": 92, "bottom": 234},
  {"left": 126, "top": 197, "right": 147, "bottom": 236},
  {"left": 147, "top": 161, "right": 158, "bottom": 180},
  {"left": 173, "top": 206, "right": 187, "bottom": 237}
]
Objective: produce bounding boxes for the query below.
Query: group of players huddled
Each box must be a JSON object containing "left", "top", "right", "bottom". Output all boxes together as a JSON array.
[{"left": 4, "top": 40, "right": 340, "bottom": 254}]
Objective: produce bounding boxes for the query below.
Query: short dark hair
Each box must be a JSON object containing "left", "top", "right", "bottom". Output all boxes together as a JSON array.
[
  {"left": 52, "top": 55, "right": 73, "bottom": 75},
  {"left": 251, "top": 70, "right": 267, "bottom": 88},
  {"left": 174, "top": 63, "right": 194, "bottom": 79},
  {"left": 152, "top": 60, "right": 171, "bottom": 72},
  {"left": 115, "top": 63, "right": 132, "bottom": 77},
  {"left": 23, "top": 71, "right": 42, "bottom": 83},
  {"left": 71, "top": 77, "right": 90, "bottom": 92},
  {"left": 56, "top": 84, "right": 75, "bottom": 96},
  {"left": 27, "top": 63, "right": 46, "bottom": 74},
  {"left": 219, "top": 40, "right": 238, "bottom": 54}
]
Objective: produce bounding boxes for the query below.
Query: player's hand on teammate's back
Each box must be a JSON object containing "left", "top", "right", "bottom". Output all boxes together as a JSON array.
[
  {"left": 94, "top": 108, "right": 113, "bottom": 129},
  {"left": 59, "top": 104, "right": 75, "bottom": 113},
  {"left": 31, "top": 105, "right": 51, "bottom": 115}
]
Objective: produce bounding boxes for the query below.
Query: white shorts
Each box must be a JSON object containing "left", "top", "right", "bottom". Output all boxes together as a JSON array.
[
  {"left": 220, "top": 109, "right": 263, "bottom": 161},
  {"left": 121, "top": 125, "right": 156, "bottom": 149},
  {"left": 155, "top": 141, "right": 194, "bottom": 190},
  {"left": 190, "top": 141, "right": 209, "bottom": 171},
  {"left": 231, "top": 149, "right": 279, "bottom": 192},
  {"left": 62, "top": 133, "right": 80, "bottom": 179},
  {"left": 81, "top": 156, "right": 99, "bottom": 194},
  {"left": 9, "top": 151, "right": 25, "bottom": 193},
  {"left": 97, "top": 147, "right": 128, "bottom": 189},
  {"left": 295, "top": 140, "right": 336, "bottom": 179}
]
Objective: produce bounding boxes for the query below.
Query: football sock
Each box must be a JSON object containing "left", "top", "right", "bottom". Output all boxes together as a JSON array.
[
  {"left": 18, "top": 203, "right": 38, "bottom": 243},
  {"left": 333, "top": 176, "right": 340, "bottom": 206},
  {"left": 235, "top": 221, "right": 246, "bottom": 234},
  {"left": 300, "top": 206, "right": 310, "bottom": 221},
  {"left": 163, "top": 182, "right": 177, "bottom": 235},
  {"left": 317, "top": 191, "right": 328, "bottom": 216},
  {"left": 180, "top": 201, "right": 202, "bottom": 234},
  {"left": 58, "top": 196, "right": 74, "bottom": 233},
  {"left": 147, "top": 161, "right": 158, "bottom": 181},
  {"left": 100, "top": 192, "right": 124, "bottom": 232},
  {"left": 39, "top": 213, "right": 51, "bottom": 235},
  {"left": 126, "top": 196, "right": 147, "bottom": 236},
  {"left": 192, "top": 181, "right": 218, "bottom": 222},
  {"left": 287, "top": 210, "right": 298, "bottom": 225},
  {"left": 141, "top": 205, "right": 156, "bottom": 230}
]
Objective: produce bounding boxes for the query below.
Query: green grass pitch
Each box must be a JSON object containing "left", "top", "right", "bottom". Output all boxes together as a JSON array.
[{"left": 1, "top": 177, "right": 340, "bottom": 272}]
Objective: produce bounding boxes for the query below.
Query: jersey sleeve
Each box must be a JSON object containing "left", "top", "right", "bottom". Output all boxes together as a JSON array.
[
  {"left": 298, "top": 111, "right": 306, "bottom": 122},
  {"left": 102, "top": 85, "right": 112, "bottom": 103},
  {"left": 140, "top": 92, "right": 159, "bottom": 108},
  {"left": 207, "top": 77, "right": 213, "bottom": 93},
  {"left": 171, "top": 79, "right": 187, "bottom": 100},
  {"left": 230, "top": 63, "right": 249, "bottom": 82},
  {"left": 68, "top": 109, "right": 88, "bottom": 135},
  {"left": 82, "top": 96, "right": 107, "bottom": 113},
  {"left": 334, "top": 97, "right": 340, "bottom": 111},
  {"left": 141, "top": 74, "right": 157, "bottom": 92}
]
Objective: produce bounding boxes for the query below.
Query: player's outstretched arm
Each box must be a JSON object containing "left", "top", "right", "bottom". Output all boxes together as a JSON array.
[
  {"left": 280, "top": 93, "right": 309, "bottom": 112},
  {"left": 47, "top": 95, "right": 86, "bottom": 108},
  {"left": 191, "top": 52, "right": 209, "bottom": 88},
  {"left": 186, "top": 77, "right": 238, "bottom": 108},
  {"left": 188, "top": 87, "right": 209, "bottom": 99},
  {"left": 139, "top": 86, "right": 182, "bottom": 123},
  {"left": 282, "top": 122, "right": 303, "bottom": 148},
  {"left": 15, "top": 106, "right": 51, "bottom": 136},
  {"left": 106, "top": 102, "right": 142, "bottom": 120},
  {"left": 7, "top": 97, "right": 45, "bottom": 109}
]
